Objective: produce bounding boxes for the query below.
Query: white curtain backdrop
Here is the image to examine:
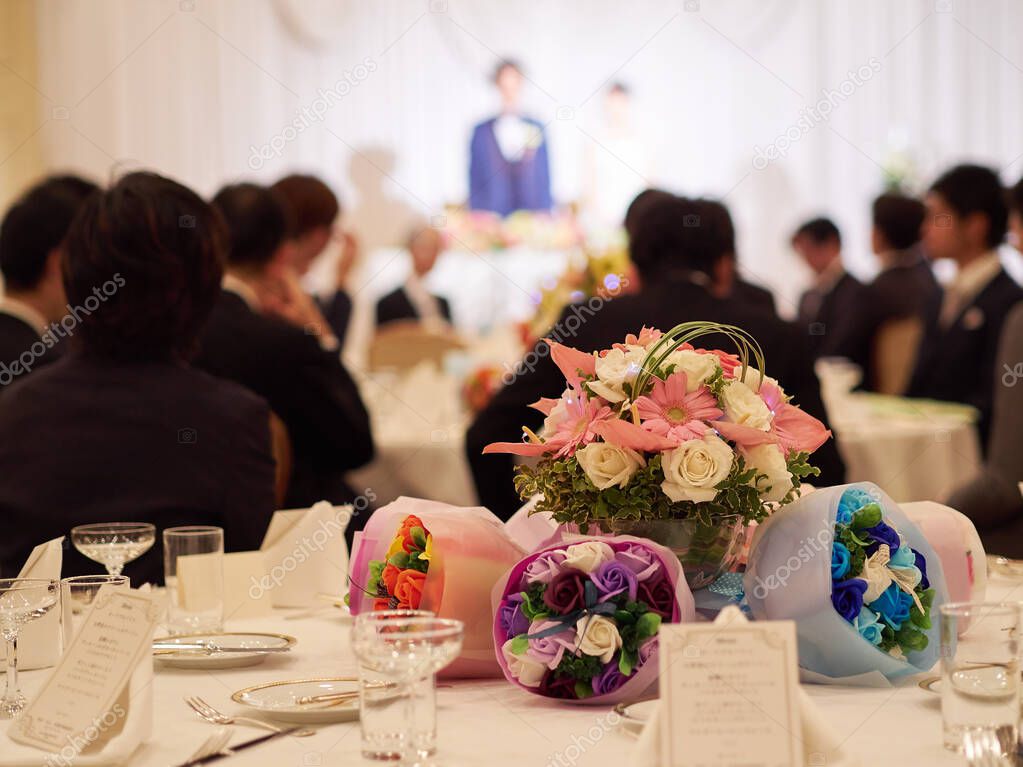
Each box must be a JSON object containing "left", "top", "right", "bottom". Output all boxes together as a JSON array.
[{"left": 24, "top": 0, "right": 1023, "bottom": 313}]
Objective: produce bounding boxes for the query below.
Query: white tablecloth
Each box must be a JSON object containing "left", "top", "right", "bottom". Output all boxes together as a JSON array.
[{"left": 16, "top": 575, "right": 1023, "bottom": 766}]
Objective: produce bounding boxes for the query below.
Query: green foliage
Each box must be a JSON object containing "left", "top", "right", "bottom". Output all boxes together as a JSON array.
[
  {"left": 555, "top": 652, "right": 604, "bottom": 682},
  {"left": 388, "top": 550, "right": 410, "bottom": 569},
  {"left": 635, "top": 612, "right": 662, "bottom": 642},
  {"left": 410, "top": 526, "right": 427, "bottom": 549},
  {"left": 510, "top": 634, "right": 529, "bottom": 655},
  {"left": 520, "top": 583, "right": 549, "bottom": 622},
  {"left": 619, "top": 648, "right": 638, "bottom": 676},
  {"left": 850, "top": 503, "right": 882, "bottom": 530},
  {"left": 910, "top": 588, "right": 935, "bottom": 630},
  {"left": 367, "top": 560, "right": 385, "bottom": 594}
]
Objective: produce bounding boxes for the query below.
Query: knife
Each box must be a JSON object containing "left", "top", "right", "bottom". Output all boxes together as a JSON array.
[{"left": 176, "top": 727, "right": 303, "bottom": 767}]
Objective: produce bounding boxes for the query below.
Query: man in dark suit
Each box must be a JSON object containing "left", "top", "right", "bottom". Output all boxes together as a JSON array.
[
  {"left": 376, "top": 225, "right": 453, "bottom": 328},
  {"left": 704, "top": 199, "right": 777, "bottom": 317},
  {"left": 908, "top": 164, "right": 1023, "bottom": 446},
  {"left": 271, "top": 174, "right": 355, "bottom": 347},
  {"left": 0, "top": 175, "right": 97, "bottom": 386},
  {"left": 196, "top": 184, "right": 374, "bottom": 530},
  {"left": 793, "top": 217, "right": 863, "bottom": 360},
  {"left": 468, "top": 59, "right": 552, "bottom": 216},
  {"left": 466, "top": 194, "right": 844, "bottom": 520},
  {"left": 0, "top": 172, "right": 276, "bottom": 583}
]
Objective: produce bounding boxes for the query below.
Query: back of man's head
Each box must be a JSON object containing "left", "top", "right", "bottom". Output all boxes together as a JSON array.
[{"left": 211, "top": 183, "right": 289, "bottom": 270}]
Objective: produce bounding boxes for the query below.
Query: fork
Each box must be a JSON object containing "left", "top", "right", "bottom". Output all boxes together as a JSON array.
[
  {"left": 184, "top": 727, "right": 233, "bottom": 763},
  {"left": 184, "top": 696, "right": 315, "bottom": 738}
]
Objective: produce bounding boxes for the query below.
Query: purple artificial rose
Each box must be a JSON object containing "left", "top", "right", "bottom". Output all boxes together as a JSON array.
[
  {"left": 543, "top": 571, "right": 587, "bottom": 614},
  {"left": 592, "top": 560, "right": 639, "bottom": 603},
  {"left": 637, "top": 575, "right": 676, "bottom": 618},
  {"left": 498, "top": 593, "right": 530, "bottom": 639},
  {"left": 592, "top": 659, "right": 629, "bottom": 696},
  {"left": 831, "top": 578, "right": 868, "bottom": 622},
  {"left": 637, "top": 637, "right": 657, "bottom": 666},
  {"left": 525, "top": 619, "right": 578, "bottom": 669},
  {"left": 524, "top": 550, "right": 568, "bottom": 585},
  {"left": 615, "top": 544, "right": 661, "bottom": 582},
  {"left": 913, "top": 548, "right": 930, "bottom": 590},
  {"left": 864, "top": 522, "right": 901, "bottom": 556}
]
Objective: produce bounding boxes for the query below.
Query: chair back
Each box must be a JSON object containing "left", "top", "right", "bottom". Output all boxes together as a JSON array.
[
  {"left": 368, "top": 320, "right": 466, "bottom": 372},
  {"left": 872, "top": 316, "right": 923, "bottom": 395}
]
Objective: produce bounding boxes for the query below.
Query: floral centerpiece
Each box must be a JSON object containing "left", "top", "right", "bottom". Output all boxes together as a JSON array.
[
  {"left": 492, "top": 534, "right": 694, "bottom": 703},
  {"left": 744, "top": 483, "right": 948, "bottom": 681},
  {"left": 484, "top": 322, "right": 831, "bottom": 587}
]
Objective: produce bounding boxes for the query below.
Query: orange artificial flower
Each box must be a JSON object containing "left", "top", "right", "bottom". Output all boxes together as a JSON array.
[
  {"left": 372, "top": 598, "right": 392, "bottom": 612},
  {"left": 381, "top": 563, "right": 401, "bottom": 595},
  {"left": 393, "top": 569, "right": 426, "bottom": 610},
  {"left": 398, "top": 515, "right": 426, "bottom": 553}
]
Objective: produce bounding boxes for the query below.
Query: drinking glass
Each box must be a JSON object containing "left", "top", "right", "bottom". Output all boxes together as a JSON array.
[
  {"left": 351, "top": 615, "right": 463, "bottom": 765},
  {"left": 60, "top": 574, "right": 129, "bottom": 646},
  {"left": 71, "top": 522, "right": 155, "bottom": 576},
  {"left": 940, "top": 601, "right": 1021, "bottom": 754},
  {"left": 0, "top": 578, "right": 59, "bottom": 718},
  {"left": 354, "top": 609, "right": 435, "bottom": 760},
  {"left": 163, "top": 526, "right": 224, "bottom": 634}
]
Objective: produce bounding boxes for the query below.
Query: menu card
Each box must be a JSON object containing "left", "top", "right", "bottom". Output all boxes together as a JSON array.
[
  {"left": 658, "top": 619, "right": 803, "bottom": 767},
  {"left": 10, "top": 590, "right": 158, "bottom": 752}
]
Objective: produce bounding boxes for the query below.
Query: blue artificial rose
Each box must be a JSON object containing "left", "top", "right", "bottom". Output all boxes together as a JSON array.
[
  {"left": 888, "top": 545, "right": 922, "bottom": 588},
  {"left": 913, "top": 549, "right": 930, "bottom": 590},
  {"left": 869, "top": 583, "right": 913, "bottom": 630},
  {"left": 831, "top": 578, "right": 868, "bottom": 622},
  {"left": 837, "top": 488, "right": 875, "bottom": 525},
  {"left": 854, "top": 607, "right": 884, "bottom": 646},
  {"left": 865, "top": 522, "right": 901, "bottom": 556},
  {"left": 831, "top": 542, "right": 852, "bottom": 580}
]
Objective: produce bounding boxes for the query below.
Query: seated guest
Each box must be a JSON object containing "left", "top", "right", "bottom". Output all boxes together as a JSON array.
[
  {"left": 947, "top": 176, "right": 1023, "bottom": 555},
  {"left": 375, "top": 226, "right": 452, "bottom": 328},
  {"left": 792, "top": 217, "right": 863, "bottom": 359},
  {"left": 0, "top": 172, "right": 276, "bottom": 582},
  {"left": 271, "top": 174, "right": 356, "bottom": 347},
  {"left": 907, "top": 164, "right": 1023, "bottom": 445},
  {"left": 196, "top": 183, "right": 374, "bottom": 524},
  {"left": 466, "top": 194, "right": 844, "bottom": 520},
  {"left": 0, "top": 175, "right": 97, "bottom": 386},
  {"left": 703, "top": 199, "right": 777, "bottom": 315}
]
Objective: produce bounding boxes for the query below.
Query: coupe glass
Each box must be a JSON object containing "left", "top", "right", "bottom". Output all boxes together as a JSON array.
[
  {"left": 0, "top": 578, "right": 59, "bottom": 718},
  {"left": 351, "top": 616, "right": 463, "bottom": 765},
  {"left": 71, "top": 522, "right": 156, "bottom": 576}
]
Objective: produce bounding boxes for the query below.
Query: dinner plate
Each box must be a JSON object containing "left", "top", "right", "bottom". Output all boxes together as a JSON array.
[
  {"left": 613, "top": 699, "right": 658, "bottom": 735},
  {"left": 153, "top": 632, "right": 296, "bottom": 669},
  {"left": 918, "top": 676, "right": 941, "bottom": 695},
  {"left": 988, "top": 555, "right": 1023, "bottom": 579},
  {"left": 231, "top": 677, "right": 361, "bottom": 723}
]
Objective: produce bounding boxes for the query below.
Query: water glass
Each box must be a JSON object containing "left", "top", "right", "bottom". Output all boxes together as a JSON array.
[
  {"left": 940, "top": 601, "right": 1021, "bottom": 754},
  {"left": 60, "top": 574, "right": 129, "bottom": 646},
  {"left": 354, "top": 610, "right": 435, "bottom": 760},
  {"left": 0, "top": 578, "right": 59, "bottom": 718},
  {"left": 71, "top": 522, "right": 155, "bottom": 576},
  {"left": 163, "top": 526, "right": 224, "bottom": 634},
  {"left": 351, "top": 614, "right": 464, "bottom": 765}
]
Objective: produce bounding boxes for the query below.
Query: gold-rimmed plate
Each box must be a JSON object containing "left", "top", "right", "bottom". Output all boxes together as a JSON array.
[
  {"left": 232, "top": 677, "right": 360, "bottom": 723},
  {"left": 613, "top": 699, "right": 658, "bottom": 736},
  {"left": 153, "top": 632, "right": 296, "bottom": 669},
  {"left": 918, "top": 676, "right": 941, "bottom": 695}
]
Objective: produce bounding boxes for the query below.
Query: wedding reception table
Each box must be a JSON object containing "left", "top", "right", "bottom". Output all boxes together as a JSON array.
[{"left": 17, "top": 573, "right": 1023, "bottom": 766}]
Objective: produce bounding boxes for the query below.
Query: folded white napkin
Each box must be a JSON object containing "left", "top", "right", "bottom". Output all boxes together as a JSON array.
[
  {"left": 260, "top": 501, "right": 350, "bottom": 608},
  {"left": 0, "top": 538, "right": 64, "bottom": 670},
  {"left": 631, "top": 606, "right": 860, "bottom": 767}
]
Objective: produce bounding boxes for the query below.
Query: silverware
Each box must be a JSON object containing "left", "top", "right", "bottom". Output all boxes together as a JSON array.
[
  {"left": 155, "top": 641, "right": 291, "bottom": 655},
  {"left": 295, "top": 683, "right": 453, "bottom": 706},
  {"left": 184, "top": 696, "right": 315, "bottom": 737},
  {"left": 183, "top": 728, "right": 233, "bottom": 763},
  {"left": 175, "top": 727, "right": 302, "bottom": 767}
]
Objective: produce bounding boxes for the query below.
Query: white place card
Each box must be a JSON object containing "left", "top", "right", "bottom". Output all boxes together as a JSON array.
[
  {"left": 10, "top": 589, "right": 158, "bottom": 753},
  {"left": 658, "top": 619, "right": 803, "bottom": 767}
]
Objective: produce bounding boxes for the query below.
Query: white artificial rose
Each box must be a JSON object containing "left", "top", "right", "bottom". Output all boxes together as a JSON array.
[
  {"left": 741, "top": 443, "right": 793, "bottom": 503},
  {"left": 576, "top": 442, "right": 645, "bottom": 490},
  {"left": 575, "top": 615, "right": 623, "bottom": 664},
  {"left": 590, "top": 346, "right": 646, "bottom": 402},
  {"left": 720, "top": 380, "right": 773, "bottom": 431},
  {"left": 732, "top": 365, "right": 783, "bottom": 396},
  {"left": 663, "top": 349, "right": 720, "bottom": 392},
  {"left": 501, "top": 639, "right": 547, "bottom": 687},
  {"left": 660, "top": 434, "right": 734, "bottom": 503},
  {"left": 562, "top": 541, "right": 615, "bottom": 573}
]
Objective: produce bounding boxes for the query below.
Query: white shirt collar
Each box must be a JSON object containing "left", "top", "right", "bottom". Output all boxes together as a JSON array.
[
  {"left": 221, "top": 273, "right": 260, "bottom": 311},
  {"left": 0, "top": 296, "right": 47, "bottom": 336},
  {"left": 403, "top": 273, "right": 446, "bottom": 328},
  {"left": 950, "top": 251, "right": 1002, "bottom": 305}
]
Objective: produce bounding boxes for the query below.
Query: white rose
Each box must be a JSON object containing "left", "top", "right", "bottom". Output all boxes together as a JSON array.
[
  {"left": 720, "top": 380, "right": 773, "bottom": 431},
  {"left": 576, "top": 442, "right": 645, "bottom": 490},
  {"left": 663, "top": 349, "right": 720, "bottom": 392},
  {"left": 660, "top": 434, "right": 734, "bottom": 503},
  {"left": 590, "top": 346, "right": 646, "bottom": 402},
  {"left": 562, "top": 541, "right": 615, "bottom": 573},
  {"left": 501, "top": 639, "right": 547, "bottom": 687},
  {"left": 575, "top": 615, "right": 623, "bottom": 664},
  {"left": 741, "top": 443, "right": 793, "bottom": 503},
  {"left": 732, "top": 365, "right": 783, "bottom": 396}
]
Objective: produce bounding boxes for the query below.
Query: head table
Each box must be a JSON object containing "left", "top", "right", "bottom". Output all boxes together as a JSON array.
[{"left": 16, "top": 574, "right": 1022, "bottom": 767}]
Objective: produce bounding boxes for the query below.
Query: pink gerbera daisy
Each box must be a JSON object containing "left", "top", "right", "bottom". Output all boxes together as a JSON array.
[{"left": 634, "top": 371, "right": 724, "bottom": 443}]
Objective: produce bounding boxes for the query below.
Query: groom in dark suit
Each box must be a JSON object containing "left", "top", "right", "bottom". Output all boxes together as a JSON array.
[{"left": 468, "top": 59, "right": 552, "bottom": 216}]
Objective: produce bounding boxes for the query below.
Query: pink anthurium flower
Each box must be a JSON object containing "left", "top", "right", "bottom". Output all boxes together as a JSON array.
[
  {"left": 633, "top": 371, "right": 724, "bottom": 444},
  {"left": 548, "top": 340, "right": 596, "bottom": 386},
  {"left": 591, "top": 418, "right": 676, "bottom": 452}
]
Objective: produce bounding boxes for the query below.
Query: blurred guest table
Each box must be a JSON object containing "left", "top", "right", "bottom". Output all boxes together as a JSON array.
[{"left": 18, "top": 573, "right": 1023, "bottom": 766}]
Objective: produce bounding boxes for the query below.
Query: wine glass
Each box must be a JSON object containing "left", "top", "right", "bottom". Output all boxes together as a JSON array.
[
  {"left": 71, "top": 522, "right": 156, "bottom": 576},
  {"left": 351, "top": 616, "right": 463, "bottom": 765},
  {"left": 0, "top": 578, "right": 59, "bottom": 718}
]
